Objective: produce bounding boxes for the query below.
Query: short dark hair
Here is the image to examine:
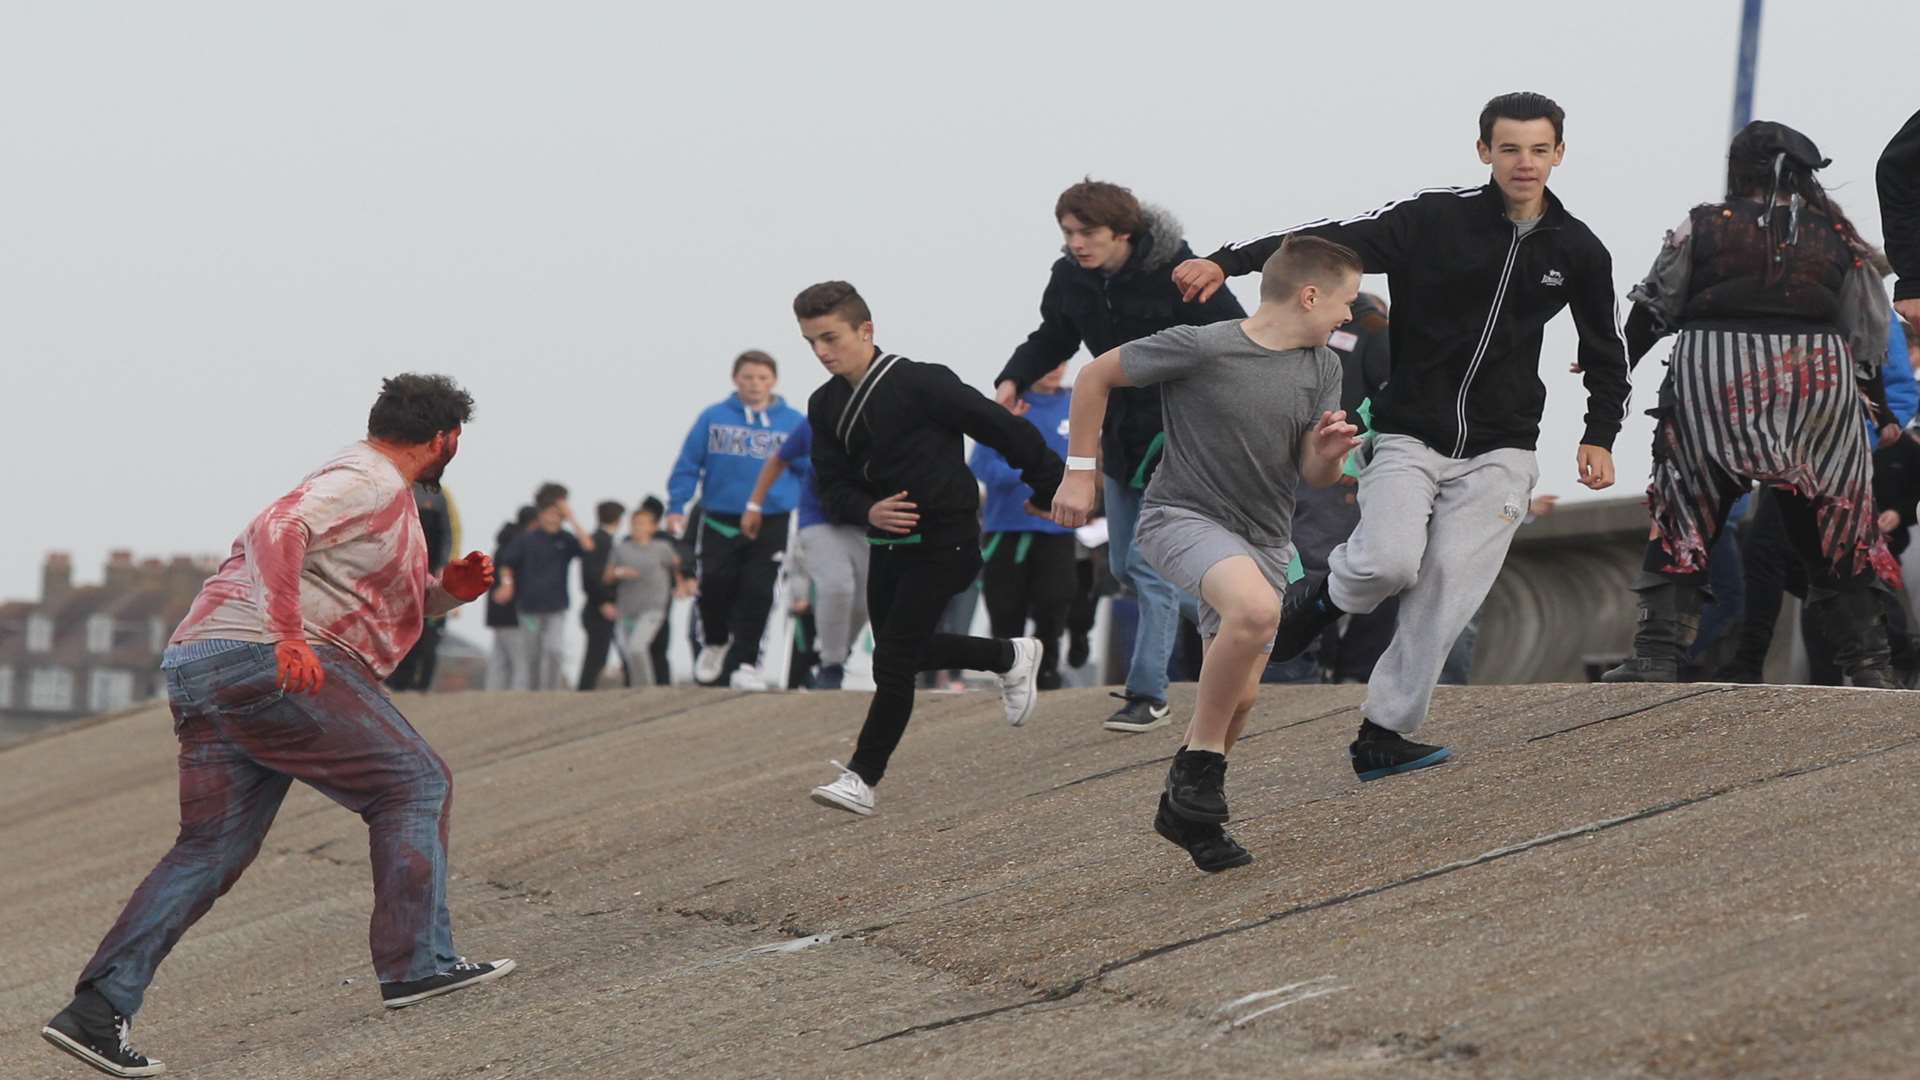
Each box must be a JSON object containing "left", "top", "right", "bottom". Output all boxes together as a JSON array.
[
  {"left": 793, "top": 281, "right": 873, "bottom": 327},
  {"left": 1479, "top": 92, "right": 1565, "bottom": 146},
  {"left": 366, "top": 374, "right": 473, "bottom": 444},
  {"left": 534, "top": 482, "right": 568, "bottom": 511},
  {"left": 515, "top": 504, "right": 538, "bottom": 527},
  {"left": 635, "top": 496, "right": 665, "bottom": 521},
  {"left": 732, "top": 350, "right": 777, "bottom": 377},
  {"left": 1259, "top": 236, "right": 1364, "bottom": 304},
  {"left": 596, "top": 500, "right": 626, "bottom": 526},
  {"left": 1055, "top": 178, "right": 1144, "bottom": 237}
]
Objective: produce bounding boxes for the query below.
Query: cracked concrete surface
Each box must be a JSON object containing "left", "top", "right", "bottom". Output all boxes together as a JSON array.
[{"left": 4, "top": 681, "right": 1917, "bottom": 1078}]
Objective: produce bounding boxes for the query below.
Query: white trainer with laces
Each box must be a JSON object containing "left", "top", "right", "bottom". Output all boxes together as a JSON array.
[
  {"left": 695, "top": 644, "right": 727, "bottom": 684},
  {"left": 810, "top": 761, "right": 875, "bottom": 816},
  {"left": 1000, "top": 637, "right": 1042, "bottom": 727}
]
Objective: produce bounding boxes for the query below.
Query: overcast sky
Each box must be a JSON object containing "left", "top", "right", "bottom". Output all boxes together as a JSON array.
[{"left": 4, "top": 1, "right": 1916, "bottom": 619}]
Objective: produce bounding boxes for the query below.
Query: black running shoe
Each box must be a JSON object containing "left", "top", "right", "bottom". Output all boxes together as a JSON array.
[
  {"left": 1068, "top": 635, "right": 1090, "bottom": 669},
  {"left": 814, "top": 663, "right": 845, "bottom": 690},
  {"left": 1164, "top": 749, "right": 1230, "bottom": 823},
  {"left": 41, "top": 991, "right": 164, "bottom": 1077},
  {"left": 1103, "top": 692, "right": 1171, "bottom": 733},
  {"left": 380, "top": 958, "right": 518, "bottom": 1009},
  {"left": 1349, "top": 720, "right": 1451, "bottom": 782},
  {"left": 1152, "top": 794, "right": 1253, "bottom": 873},
  {"left": 1272, "top": 575, "right": 1344, "bottom": 663}
]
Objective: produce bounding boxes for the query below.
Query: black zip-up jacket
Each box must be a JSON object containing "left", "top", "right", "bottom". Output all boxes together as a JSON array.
[
  {"left": 1206, "top": 183, "right": 1632, "bottom": 457},
  {"left": 998, "top": 204, "right": 1246, "bottom": 486},
  {"left": 812, "top": 351, "right": 1064, "bottom": 549},
  {"left": 1881, "top": 108, "right": 1920, "bottom": 303}
]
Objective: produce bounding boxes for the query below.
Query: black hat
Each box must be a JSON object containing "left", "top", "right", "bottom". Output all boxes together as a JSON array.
[{"left": 1729, "top": 120, "right": 1830, "bottom": 172}]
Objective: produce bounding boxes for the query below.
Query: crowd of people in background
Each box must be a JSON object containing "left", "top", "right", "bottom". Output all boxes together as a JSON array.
[{"left": 379, "top": 106, "right": 1920, "bottom": 710}]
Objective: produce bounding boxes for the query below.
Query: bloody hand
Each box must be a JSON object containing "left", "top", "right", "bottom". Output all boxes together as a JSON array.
[
  {"left": 442, "top": 551, "right": 495, "bottom": 602},
  {"left": 275, "top": 640, "right": 325, "bottom": 693}
]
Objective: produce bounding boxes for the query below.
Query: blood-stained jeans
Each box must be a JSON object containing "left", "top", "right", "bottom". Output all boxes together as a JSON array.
[{"left": 77, "top": 642, "right": 459, "bottom": 1015}]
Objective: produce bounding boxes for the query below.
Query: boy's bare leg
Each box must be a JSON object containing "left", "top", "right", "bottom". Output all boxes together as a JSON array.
[{"left": 1183, "top": 557, "right": 1281, "bottom": 754}]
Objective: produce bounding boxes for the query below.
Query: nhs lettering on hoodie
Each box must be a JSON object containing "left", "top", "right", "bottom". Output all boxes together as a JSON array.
[
  {"left": 969, "top": 386, "right": 1073, "bottom": 535},
  {"left": 668, "top": 394, "right": 806, "bottom": 516}
]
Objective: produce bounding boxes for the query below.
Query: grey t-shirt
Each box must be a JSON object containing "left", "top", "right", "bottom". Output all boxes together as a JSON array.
[
  {"left": 1121, "top": 321, "right": 1343, "bottom": 547},
  {"left": 608, "top": 537, "right": 679, "bottom": 619}
]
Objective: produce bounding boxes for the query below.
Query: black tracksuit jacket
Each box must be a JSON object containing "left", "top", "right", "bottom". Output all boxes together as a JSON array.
[
  {"left": 1207, "top": 182, "right": 1632, "bottom": 457},
  {"left": 1881, "top": 109, "right": 1920, "bottom": 303},
  {"left": 810, "top": 351, "right": 1065, "bottom": 549}
]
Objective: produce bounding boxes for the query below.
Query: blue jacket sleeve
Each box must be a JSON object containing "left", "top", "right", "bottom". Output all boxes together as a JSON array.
[
  {"left": 1887, "top": 313, "right": 1918, "bottom": 428},
  {"left": 969, "top": 441, "right": 1019, "bottom": 489},
  {"left": 666, "top": 407, "right": 711, "bottom": 515}
]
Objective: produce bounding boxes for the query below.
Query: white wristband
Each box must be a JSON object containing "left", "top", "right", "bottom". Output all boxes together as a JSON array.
[
  {"left": 744, "top": 501, "right": 763, "bottom": 513},
  {"left": 1065, "top": 456, "right": 1097, "bottom": 471}
]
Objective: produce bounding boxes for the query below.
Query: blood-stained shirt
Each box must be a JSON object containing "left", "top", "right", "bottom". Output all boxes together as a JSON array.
[{"left": 172, "top": 442, "right": 460, "bottom": 677}]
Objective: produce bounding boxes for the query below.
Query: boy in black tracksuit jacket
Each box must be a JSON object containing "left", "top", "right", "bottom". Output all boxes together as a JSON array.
[
  {"left": 795, "top": 281, "right": 1065, "bottom": 817},
  {"left": 1175, "top": 93, "right": 1631, "bottom": 776}
]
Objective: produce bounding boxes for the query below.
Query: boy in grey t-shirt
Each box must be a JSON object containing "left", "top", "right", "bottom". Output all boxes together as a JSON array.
[
  {"left": 1052, "top": 237, "right": 1363, "bottom": 872},
  {"left": 605, "top": 502, "right": 682, "bottom": 686}
]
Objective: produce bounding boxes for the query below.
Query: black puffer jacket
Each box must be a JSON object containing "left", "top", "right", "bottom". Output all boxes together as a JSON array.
[
  {"left": 998, "top": 204, "right": 1247, "bottom": 486},
  {"left": 1881, "top": 109, "right": 1920, "bottom": 303}
]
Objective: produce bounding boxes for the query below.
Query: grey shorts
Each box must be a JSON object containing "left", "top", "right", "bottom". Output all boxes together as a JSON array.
[{"left": 1134, "top": 504, "right": 1293, "bottom": 648}]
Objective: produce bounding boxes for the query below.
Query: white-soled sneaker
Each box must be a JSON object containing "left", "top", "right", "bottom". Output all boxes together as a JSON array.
[
  {"left": 695, "top": 644, "right": 728, "bottom": 685},
  {"left": 729, "top": 664, "right": 768, "bottom": 691},
  {"left": 380, "top": 958, "right": 518, "bottom": 1008},
  {"left": 999, "top": 637, "right": 1041, "bottom": 727},
  {"left": 809, "top": 761, "right": 875, "bottom": 816}
]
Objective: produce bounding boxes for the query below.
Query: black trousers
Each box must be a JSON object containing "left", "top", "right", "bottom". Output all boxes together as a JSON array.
[
  {"left": 849, "top": 542, "right": 1012, "bottom": 786},
  {"left": 577, "top": 610, "right": 628, "bottom": 690},
  {"left": 385, "top": 618, "right": 443, "bottom": 692},
  {"left": 647, "top": 605, "right": 673, "bottom": 686},
  {"left": 696, "top": 511, "right": 790, "bottom": 677},
  {"left": 979, "top": 531, "right": 1076, "bottom": 678},
  {"left": 1068, "top": 556, "right": 1098, "bottom": 648}
]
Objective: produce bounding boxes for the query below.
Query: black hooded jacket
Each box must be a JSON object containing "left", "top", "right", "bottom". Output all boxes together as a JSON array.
[
  {"left": 997, "top": 204, "right": 1247, "bottom": 486},
  {"left": 1207, "top": 183, "right": 1632, "bottom": 458},
  {"left": 1881, "top": 109, "right": 1920, "bottom": 303},
  {"left": 811, "top": 351, "right": 1064, "bottom": 549}
]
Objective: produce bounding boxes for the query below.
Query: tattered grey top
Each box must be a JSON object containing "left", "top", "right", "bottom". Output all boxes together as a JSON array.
[{"left": 1628, "top": 210, "right": 1890, "bottom": 377}]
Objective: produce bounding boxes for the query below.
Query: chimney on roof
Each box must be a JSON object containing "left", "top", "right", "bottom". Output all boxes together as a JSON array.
[
  {"left": 105, "top": 549, "right": 137, "bottom": 591},
  {"left": 43, "top": 551, "right": 72, "bottom": 605}
]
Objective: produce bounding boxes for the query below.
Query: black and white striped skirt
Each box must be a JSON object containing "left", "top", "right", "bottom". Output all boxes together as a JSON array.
[{"left": 1647, "top": 328, "right": 1875, "bottom": 577}]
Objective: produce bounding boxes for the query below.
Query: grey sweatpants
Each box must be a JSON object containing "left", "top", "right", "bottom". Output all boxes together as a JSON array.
[
  {"left": 1329, "top": 435, "right": 1537, "bottom": 733},
  {"left": 517, "top": 611, "right": 570, "bottom": 691},
  {"left": 796, "top": 523, "right": 869, "bottom": 665}
]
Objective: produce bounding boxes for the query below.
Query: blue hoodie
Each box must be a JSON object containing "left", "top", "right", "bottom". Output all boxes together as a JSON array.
[
  {"left": 970, "top": 386, "right": 1072, "bottom": 535},
  {"left": 667, "top": 394, "right": 806, "bottom": 516},
  {"left": 1887, "top": 312, "right": 1917, "bottom": 428}
]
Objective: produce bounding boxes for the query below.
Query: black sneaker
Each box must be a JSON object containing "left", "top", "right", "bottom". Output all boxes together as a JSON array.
[
  {"left": 1103, "top": 692, "right": 1171, "bottom": 733},
  {"left": 1272, "top": 575, "right": 1344, "bottom": 663},
  {"left": 1349, "top": 720, "right": 1451, "bottom": 782},
  {"left": 41, "top": 991, "right": 164, "bottom": 1077},
  {"left": 380, "top": 958, "right": 518, "bottom": 1009},
  {"left": 1164, "top": 749, "right": 1230, "bottom": 823},
  {"left": 1036, "top": 668, "right": 1063, "bottom": 692},
  {"left": 1068, "top": 635, "right": 1090, "bottom": 669},
  {"left": 814, "top": 663, "right": 845, "bottom": 690},
  {"left": 1152, "top": 794, "right": 1253, "bottom": 873}
]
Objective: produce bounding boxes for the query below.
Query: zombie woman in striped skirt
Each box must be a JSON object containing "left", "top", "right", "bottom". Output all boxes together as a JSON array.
[{"left": 1604, "top": 121, "right": 1896, "bottom": 687}]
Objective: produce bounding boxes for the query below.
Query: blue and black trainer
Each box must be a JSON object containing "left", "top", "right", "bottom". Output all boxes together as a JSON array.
[{"left": 1349, "top": 720, "right": 1451, "bottom": 782}]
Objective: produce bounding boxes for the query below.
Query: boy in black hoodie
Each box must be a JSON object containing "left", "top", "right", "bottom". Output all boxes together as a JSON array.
[
  {"left": 798, "top": 281, "right": 1064, "bottom": 817},
  {"left": 1882, "top": 109, "right": 1920, "bottom": 328},
  {"left": 1174, "top": 92, "right": 1631, "bottom": 779}
]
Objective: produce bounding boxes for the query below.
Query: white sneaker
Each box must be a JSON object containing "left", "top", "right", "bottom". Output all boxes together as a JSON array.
[
  {"left": 695, "top": 644, "right": 727, "bottom": 684},
  {"left": 810, "top": 761, "right": 875, "bottom": 816},
  {"left": 729, "top": 665, "right": 768, "bottom": 691},
  {"left": 999, "top": 637, "right": 1041, "bottom": 727}
]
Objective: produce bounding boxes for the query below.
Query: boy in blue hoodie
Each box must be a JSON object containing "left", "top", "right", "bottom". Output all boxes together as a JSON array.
[
  {"left": 665, "top": 351, "right": 807, "bottom": 685},
  {"left": 971, "top": 361, "right": 1076, "bottom": 691}
]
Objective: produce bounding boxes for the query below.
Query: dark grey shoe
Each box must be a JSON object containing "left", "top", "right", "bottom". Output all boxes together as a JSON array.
[
  {"left": 1102, "top": 692, "right": 1170, "bottom": 733},
  {"left": 1152, "top": 794, "right": 1252, "bottom": 872},
  {"left": 41, "top": 991, "right": 164, "bottom": 1077},
  {"left": 380, "top": 958, "right": 517, "bottom": 1009},
  {"left": 1165, "top": 749, "right": 1230, "bottom": 824}
]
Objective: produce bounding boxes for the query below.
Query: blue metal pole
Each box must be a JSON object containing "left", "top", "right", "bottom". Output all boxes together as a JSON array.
[{"left": 1731, "top": 0, "right": 1764, "bottom": 136}]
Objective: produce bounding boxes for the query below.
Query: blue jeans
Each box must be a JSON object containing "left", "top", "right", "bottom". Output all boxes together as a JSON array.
[
  {"left": 78, "top": 643, "right": 459, "bottom": 1015},
  {"left": 1104, "top": 478, "right": 1198, "bottom": 703}
]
